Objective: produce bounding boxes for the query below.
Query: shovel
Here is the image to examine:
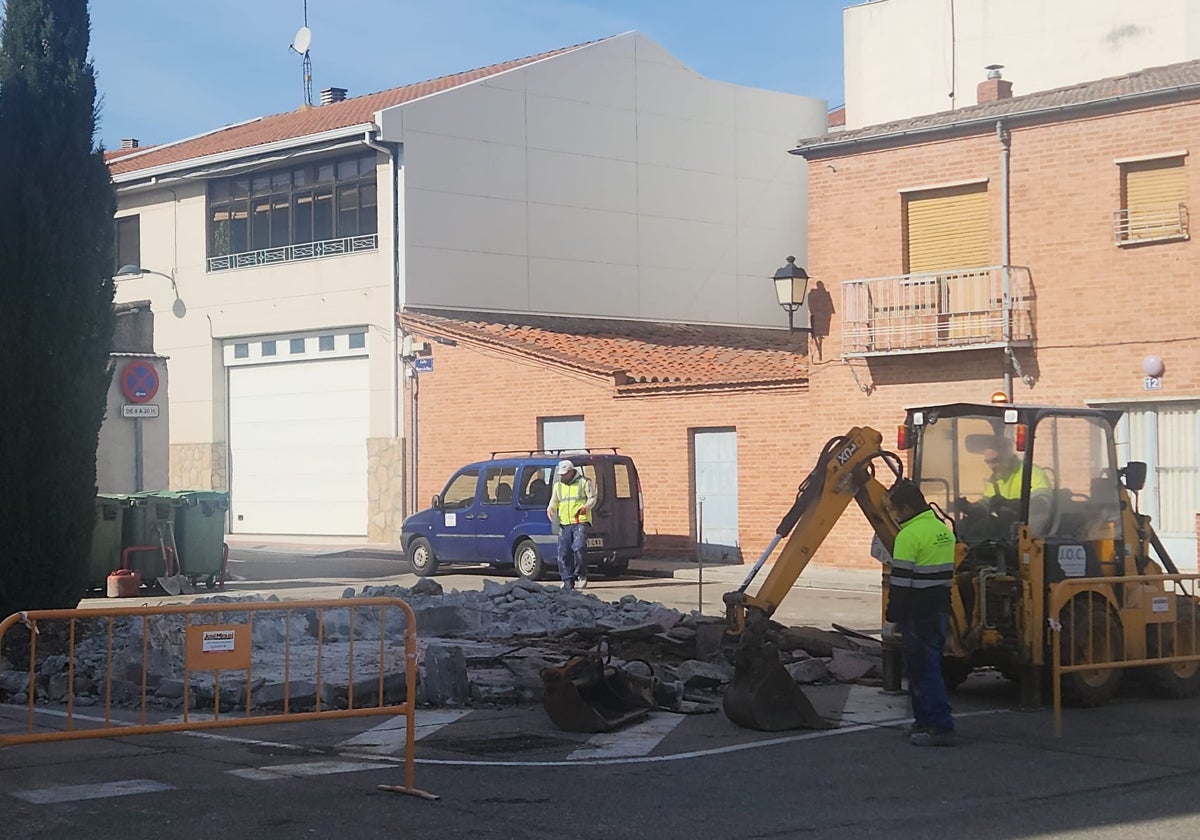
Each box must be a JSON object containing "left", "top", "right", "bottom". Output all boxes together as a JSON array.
[{"left": 155, "top": 521, "right": 191, "bottom": 596}]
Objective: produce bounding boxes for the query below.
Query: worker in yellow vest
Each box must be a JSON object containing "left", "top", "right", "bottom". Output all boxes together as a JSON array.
[{"left": 546, "top": 459, "right": 597, "bottom": 590}]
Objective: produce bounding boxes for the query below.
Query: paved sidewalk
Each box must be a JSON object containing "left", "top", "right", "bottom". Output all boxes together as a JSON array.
[{"left": 224, "top": 535, "right": 883, "bottom": 593}]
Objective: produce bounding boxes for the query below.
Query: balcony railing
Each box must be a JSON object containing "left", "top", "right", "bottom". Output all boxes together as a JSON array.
[
  {"left": 1112, "top": 203, "right": 1188, "bottom": 245},
  {"left": 841, "top": 265, "right": 1034, "bottom": 358},
  {"left": 207, "top": 234, "right": 379, "bottom": 273}
]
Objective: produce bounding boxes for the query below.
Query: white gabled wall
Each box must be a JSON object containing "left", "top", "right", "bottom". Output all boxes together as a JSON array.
[
  {"left": 845, "top": 0, "right": 1200, "bottom": 129},
  {"left": 385, "top": 32, "right": 826, "bottom": 328}
]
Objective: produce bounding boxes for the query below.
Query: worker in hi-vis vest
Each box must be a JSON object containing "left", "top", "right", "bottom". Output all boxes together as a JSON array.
[{"left": 546, "top": 459, "right": 597, "bottom": 591}]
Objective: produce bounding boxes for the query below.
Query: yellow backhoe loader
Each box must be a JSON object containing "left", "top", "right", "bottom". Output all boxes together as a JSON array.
[{"left": 723, "top": 400, "right": 1198, "bottom": 731}]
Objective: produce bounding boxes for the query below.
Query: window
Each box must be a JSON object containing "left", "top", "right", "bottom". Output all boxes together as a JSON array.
[
  {"left": 233, "top": 343, "right": 249, "bottom": 359},
  {"left": 318, "top": 335, "right": 335, "bottom": 351},
  {"left": 207, "top": 152, "right": 379, "bottom": 260},
  {"left": 482, "top": 466, "right": 517, "bottom": 505},
  {"left": 614, "top": 463, "right": 635, "bottom": 500},
  {"left": 441, "top": 470, "right": 479, "bottom": 510},
  {"left": 262, "top": 340, "right": 276, "bottom": 357},
  {"left": 1114, "top": 155, "right": 1188, "bottom": 244},
  {"left": 290, "top": 338, "right": 305, "bottom": 354},
  {"left": 540, "top": 417, "right": 585, "bottom": 452},
  {"left": 519, "top": 466, "right": 552, "bottom": 506},
  {"left": 115, "top": 215, "right": 140, "bottom": 273},
  {"left": 349, "top": 332, "right": 366, "bottom": 349}
]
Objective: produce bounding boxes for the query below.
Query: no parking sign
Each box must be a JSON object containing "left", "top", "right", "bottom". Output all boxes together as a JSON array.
[{"left": 120, "top": 360, "right": 159, "bottom": 404}]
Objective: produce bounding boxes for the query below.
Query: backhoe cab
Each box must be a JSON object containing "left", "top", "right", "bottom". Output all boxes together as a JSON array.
[{"left": 722, "top": 402, "right": 1192, "bottom": 731}]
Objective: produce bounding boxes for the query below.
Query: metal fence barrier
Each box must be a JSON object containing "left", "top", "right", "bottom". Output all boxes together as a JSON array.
[
  {"left": 1049, "top": 574, "right": 1200, "bottom": 736},
  {"left": 0, "top": 597, "right": 435, "bottom": 799}
]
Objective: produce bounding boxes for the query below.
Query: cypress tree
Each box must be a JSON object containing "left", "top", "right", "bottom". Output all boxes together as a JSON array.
[{"left": 0, "top": 0, "right": 116, "bottom": 616}]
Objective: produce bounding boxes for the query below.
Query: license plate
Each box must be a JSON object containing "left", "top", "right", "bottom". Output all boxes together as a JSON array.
[{"left": 586, "top": 537, "right": 604, "bottom": 548}]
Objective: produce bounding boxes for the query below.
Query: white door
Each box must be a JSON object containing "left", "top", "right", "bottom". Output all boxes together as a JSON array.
[
  {"left": 1114, "top": 402, "right": 1200, "bottom": 570},
  {"left": 694, "top": 429, "right": 739, "bottom": 562},
  {"left": 228, "top": 358, "right": 369, "bottom": 535}
]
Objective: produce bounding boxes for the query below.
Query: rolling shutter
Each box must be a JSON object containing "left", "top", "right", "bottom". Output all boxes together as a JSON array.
[
  {"left": 905, "top": 184, "right": 990, "bottom": 273},
  {"left": 1123, "top": 157, "right": 1186, "bottom": 213}
]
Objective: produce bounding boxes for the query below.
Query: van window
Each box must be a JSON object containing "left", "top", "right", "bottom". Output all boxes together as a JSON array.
[
  {"left": 441, "top": 469, "right": 479, "bottom": 511},
  {"left": 519, "top": 466, "right": 552, "bottom": 506},
  {"left": 579, "top": 464, "right": 601, "bottom": 504},
  {"left": 483, "top": 466, "right": 517, "bottom": 505},
  {"left": 614, "top": 463, "right": 634, "bottom": 499}
]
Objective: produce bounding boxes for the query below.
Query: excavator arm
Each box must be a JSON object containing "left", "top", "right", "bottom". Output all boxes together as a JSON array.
[{"left": 721, "top": 426, "right": 906, "bottom": 731}]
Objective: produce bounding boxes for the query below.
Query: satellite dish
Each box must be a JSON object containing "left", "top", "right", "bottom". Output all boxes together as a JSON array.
[{"left": 292, "top": 25, "right": 312, "bottom": 55}]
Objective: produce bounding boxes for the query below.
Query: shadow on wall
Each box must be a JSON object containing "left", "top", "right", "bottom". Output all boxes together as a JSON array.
[
  {"left": 646, "top": 534, "right": 744, "bottom": 564},
  {"left": 863, "top": 346, "right": 1041, "bottom": 391},
  {"left": 807, "top": 281, "right": 835, "bottom": 362}
]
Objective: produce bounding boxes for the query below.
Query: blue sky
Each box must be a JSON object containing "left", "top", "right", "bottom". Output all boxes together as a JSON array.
[{"left": 88, "top": 0, "right": 848, "bottom": 151}]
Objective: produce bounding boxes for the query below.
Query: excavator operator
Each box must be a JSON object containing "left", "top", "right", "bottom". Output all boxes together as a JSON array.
[
  {"left": 957, "top": 436, "right": 1053, "bottom": 538},
  {"left": 885, "top": 479, "right": 957, "bottom": 747}
]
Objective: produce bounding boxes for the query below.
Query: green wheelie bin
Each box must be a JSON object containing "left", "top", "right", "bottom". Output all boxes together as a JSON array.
[
  {"left": 169, "top": 490, "right": 230, "bottom": 589},
  {"left": 89, "top": 494, "right": 131, "bottom": 591},
  {"left": 122, "top": 492, "right": 176, "bottom": 580}
]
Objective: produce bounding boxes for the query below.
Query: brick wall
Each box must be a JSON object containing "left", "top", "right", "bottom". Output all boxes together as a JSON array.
[{"left": 404, "top": 333, "right": 813, "bottom": 561}]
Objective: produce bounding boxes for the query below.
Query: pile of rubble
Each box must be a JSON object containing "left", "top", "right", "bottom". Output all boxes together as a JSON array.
[{"left": 0, "top": 578, "right": 883, "bottom": 713}]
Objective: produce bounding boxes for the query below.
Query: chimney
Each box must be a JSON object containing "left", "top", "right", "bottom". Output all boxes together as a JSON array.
[
  {"left": 120, "top": 138, "right": 139, "bottom": 150},
  {"left": 319, "top": 87, "right": 348, "bottom": 106},
  {"left": 977, "top": 65, "right": 1013, "bottom": 104}
]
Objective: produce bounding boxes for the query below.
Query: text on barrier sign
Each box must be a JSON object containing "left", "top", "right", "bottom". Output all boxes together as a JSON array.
[{"left": 185, "top": 624, "right": 251, "bottom": 671}]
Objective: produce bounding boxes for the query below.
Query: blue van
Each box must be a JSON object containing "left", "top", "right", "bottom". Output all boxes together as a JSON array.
[{"left": 400, "top": 450, "right": 644, "bottom": 580}]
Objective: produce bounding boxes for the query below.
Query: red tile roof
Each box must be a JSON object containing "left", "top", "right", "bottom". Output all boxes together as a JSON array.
[
  {"left": 108, "top": 41, "right": 599, "bottom": 178},
  {"left": 795, "top": 59, "right": 1200, "bottom": 155},
  {"left": 401, "top": 309, "right": 809, "bottom": 393}
]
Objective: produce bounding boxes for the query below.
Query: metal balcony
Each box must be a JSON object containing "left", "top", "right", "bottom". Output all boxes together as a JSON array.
[
  {"left": 206, "top": 234, "right": 379, "bottom": 273},
  {"left": 1112, "top": 203, "right": 1189, "bottom": 246},
  {"left": 841, "top": 265, "right": 1034, "bottom": 358}
]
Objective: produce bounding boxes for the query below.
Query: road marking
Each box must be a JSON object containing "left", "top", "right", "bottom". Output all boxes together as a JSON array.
[
  {"left": 228, "top": 760, "right": 383, "bottom": 781},
  {"left": 836, "top": 685, "right": 912, "bottom": 725},
  {"left": 337, "top": 709, "right": 471, "bottom": 753},
  {"left": 12, "top": 779, "right": 174, "bottom": 804},
  {"left": 567, "top": 712, "right": 686, "bottom": 760}
]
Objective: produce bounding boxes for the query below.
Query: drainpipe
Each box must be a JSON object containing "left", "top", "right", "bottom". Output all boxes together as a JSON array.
[
  {"left": 997, "top": 120, "right": 1013, "bottom": 401},
  {"left": 362, "top": 128, "right": 401, "bottom": 438}
]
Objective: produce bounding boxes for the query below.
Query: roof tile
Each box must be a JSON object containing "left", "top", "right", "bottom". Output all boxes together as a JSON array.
[{"left": 400, "top": 309, "right": 808, "bottom": 392}]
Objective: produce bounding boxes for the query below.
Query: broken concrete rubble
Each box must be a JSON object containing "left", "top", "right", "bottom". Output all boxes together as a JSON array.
[{"left": 0, "top": 579, "right": 884, "bottom": 716}]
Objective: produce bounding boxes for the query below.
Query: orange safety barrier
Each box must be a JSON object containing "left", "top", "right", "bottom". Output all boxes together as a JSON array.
[
  {"left": 0, "top": 598, "right": 435, "bottom": 799},
  {"left": 1049, "top": 574, "right": 1200, "bottom": 737}
]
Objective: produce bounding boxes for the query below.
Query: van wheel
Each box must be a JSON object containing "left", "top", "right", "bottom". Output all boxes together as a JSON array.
[
  {"left": 602, "top": 560, "right": 629, "bottom": 578},
  {"left": 408, "top": 537, "right": 439, "bottom": 577},
  {"left": 514, "top": 540, "right": 545, "bottom": 581}
]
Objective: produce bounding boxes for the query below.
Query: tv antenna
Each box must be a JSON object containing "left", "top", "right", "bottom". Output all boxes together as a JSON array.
[{"left": 289, "top": 1, "right": 314, "bottom": 108}]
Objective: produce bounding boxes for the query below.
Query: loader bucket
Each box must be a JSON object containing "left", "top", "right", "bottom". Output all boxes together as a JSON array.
[
  {"left": 541, "top": 653, "right": 654, "bottom": 733},
  {"left": 723, "top": 642, "right": 833, "bottom": 732}
]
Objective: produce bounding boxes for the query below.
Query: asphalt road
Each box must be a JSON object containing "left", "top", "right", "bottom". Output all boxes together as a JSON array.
[{"left": 6, "top": 551, "right": 1200, "bottom": 838}]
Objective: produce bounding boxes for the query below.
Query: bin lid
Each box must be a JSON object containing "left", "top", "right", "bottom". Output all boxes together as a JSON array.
[{"left": 133, "top": 489, "right": 230, "bottom": 508}]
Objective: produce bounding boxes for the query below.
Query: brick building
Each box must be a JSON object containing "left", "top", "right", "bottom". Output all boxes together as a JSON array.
[{"left": 792, "top": 61, "right": 1200, "bottom": 569}]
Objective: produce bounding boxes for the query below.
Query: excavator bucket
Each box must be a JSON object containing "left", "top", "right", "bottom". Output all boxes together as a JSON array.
[
  {"left": 723, "top": 642, "right": 834, "bottom": 732},
  {"left": 541, "top": 652, "right": 654, "bottom": 733}
]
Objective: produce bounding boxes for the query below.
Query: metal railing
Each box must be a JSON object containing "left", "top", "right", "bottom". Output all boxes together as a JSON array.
[
  {"left": 206, "top": 233, "right": 379, "bottom": 272},
  {"left": 1048, "top": 574, "right": 1200, "bottom": 737},
  {"left": 1112, "top": 203, "right": 1189, "bottom": 245},
  {"left": 840, "top": 264, "right": 1034, "bottom": 357},
  {"left": 0, "top": 597, "right": 433, "bottom": 799}
]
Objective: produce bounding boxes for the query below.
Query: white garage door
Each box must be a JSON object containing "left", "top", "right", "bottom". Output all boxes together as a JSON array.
[{"left": 228, "top": 357, "right": 369, "bottom": 536}]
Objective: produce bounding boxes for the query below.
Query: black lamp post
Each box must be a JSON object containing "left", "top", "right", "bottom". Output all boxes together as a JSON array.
[{"left": 772, "top": 255, "right": 809, "bottom": 332}]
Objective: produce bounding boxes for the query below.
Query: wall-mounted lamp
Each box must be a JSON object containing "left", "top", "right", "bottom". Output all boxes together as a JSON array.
[
  {"left": 1142, "top": 355, "right": 1165, "bottom": 378},
  {"left": 771, "top": 255, "right": 810, "bottom": 333},
  {"left": 116, "top": 264, "right": 184, "bottom": 317}
]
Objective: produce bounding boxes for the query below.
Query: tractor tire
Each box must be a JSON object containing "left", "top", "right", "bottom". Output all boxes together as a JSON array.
[
  {"left": 1144, "top": 596, "right": 1200, "bottom": 699},
  {"left": 1059, "top": 595, "right": 1123, "bottom": 707}
]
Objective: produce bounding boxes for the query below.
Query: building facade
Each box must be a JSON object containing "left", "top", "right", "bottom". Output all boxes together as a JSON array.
[
  {"left": 107, "top": 33, "right": 826, "bottom": 545},
  {"left": 794, "top": 60, "right": 1200, "bottom": 569},
  {"left": 843, "top": 0, "right": 1200, "bottom": 128}
]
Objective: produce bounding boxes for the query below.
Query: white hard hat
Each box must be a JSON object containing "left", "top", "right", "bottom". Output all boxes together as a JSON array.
[{"left": 556, "top": 459, "right": 575, "bottom": 475}]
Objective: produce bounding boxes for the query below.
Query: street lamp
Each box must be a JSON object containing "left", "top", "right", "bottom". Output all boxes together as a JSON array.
[
  {"left": 116, "top": 264, "right": 184, "bottom": 317},
  {"left": 772, "top": 255, "right": 809, "bottom": 332}
]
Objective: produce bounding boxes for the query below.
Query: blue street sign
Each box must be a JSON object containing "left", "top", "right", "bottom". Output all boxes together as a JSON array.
[{"left": 413, "top": 357, "right": 433, "bottom": 372}]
